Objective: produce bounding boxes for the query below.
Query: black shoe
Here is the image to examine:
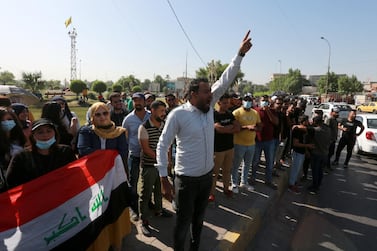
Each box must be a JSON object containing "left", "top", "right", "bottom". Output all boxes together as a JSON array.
[
  {"left": 343, "top": 164, "right": 348, "bottom": 168},
  {"left": 155, "top": 208, "right": 173, "bottom": 217},
  {"left": 307, "top": 186, "right": 318, "bottom": 195},
  {"left": 140, "top": 222, "right": 152, "bottom": 236}
]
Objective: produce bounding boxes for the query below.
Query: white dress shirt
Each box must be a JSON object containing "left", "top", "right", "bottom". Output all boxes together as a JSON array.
[{"left": 156, "top": 54, "right": 243, "bottom": 177}]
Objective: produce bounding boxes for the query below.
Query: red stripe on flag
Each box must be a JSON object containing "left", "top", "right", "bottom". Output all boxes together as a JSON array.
[{"left": 0, "top": 150, "right": 119, "bottom": 231}]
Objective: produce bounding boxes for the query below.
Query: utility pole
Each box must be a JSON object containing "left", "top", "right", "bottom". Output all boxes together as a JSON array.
[
  {"left": 321, "top": 36, "right": 331, "bottom": 95},
  {"left": 68, "top": 28, "right": 78, "bottom": 81}
]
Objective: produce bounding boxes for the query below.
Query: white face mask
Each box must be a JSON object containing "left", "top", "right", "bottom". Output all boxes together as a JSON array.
[{"left": 242, "top": 101, "right": 252, "bottom": 109}]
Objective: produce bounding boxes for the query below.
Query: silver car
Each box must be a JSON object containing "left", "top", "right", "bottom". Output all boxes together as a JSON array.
[{"left": 311, "top": 102, "right": 352, "bottom": 121}]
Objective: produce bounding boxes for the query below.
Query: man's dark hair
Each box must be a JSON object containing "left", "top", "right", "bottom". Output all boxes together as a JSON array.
[
  {"left": 219, "top": 93, "right": 230, "bottom": 101},
  {"left": 109, "top": 92, "right": 121, "bottom": 102},
  {"left": 312, "top": 115, "right": 323, "bottom": 125},
  {"left": 150, "top": 100, "right": 166, "bottom": 110},
  {"left": 274, "top": 97, "right": 283, "bottom": 104},
  {"left": 186, "top": 78, "right": 209, "bottom": 99},
  {"left": 314, "top": 109, "right": 323, "bottom": 116},
  {"left": 298, "top": 115, "right": 309, "bottom": 124},
  {"left": 165, "top": 93, "right": 175, "bottom": 99}
]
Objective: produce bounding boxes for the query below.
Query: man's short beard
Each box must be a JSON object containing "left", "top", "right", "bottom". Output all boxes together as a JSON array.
[{"left": 135, "top": 106, "right": 143, "bottom": 111}]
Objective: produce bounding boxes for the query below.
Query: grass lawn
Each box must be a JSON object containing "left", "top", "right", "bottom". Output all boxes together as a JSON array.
[{"left": 28, "top": 98, "right": 92, "bottom": 126}]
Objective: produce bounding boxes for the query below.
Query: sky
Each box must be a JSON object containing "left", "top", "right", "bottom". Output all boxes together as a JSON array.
[{"left": 1, "top": 0, "right": 377, "bottom": 86}]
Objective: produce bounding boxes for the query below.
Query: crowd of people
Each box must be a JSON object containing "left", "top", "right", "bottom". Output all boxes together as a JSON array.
[{"left": 0, "top": 30, "right": 365, "bottom": 251}]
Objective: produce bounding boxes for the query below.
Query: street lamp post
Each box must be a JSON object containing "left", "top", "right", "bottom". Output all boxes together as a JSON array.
[{"left": 321, "top": 36, "right": 331, "bottom": 95}]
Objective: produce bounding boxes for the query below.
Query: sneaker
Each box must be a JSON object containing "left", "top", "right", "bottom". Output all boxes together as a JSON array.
[
  {"left": 288, "top": 185, "right": 301, "bottom": 195},
  {"left": 232, "top": 185, "right": 239, "bottom": 194},
  {"left": 265, "top": 182, "right": 278, "bottom": 190},
  {"left": 140, "top": 222, "right": 152, "bottom": 236},
  {"left": 307, "top": 186, "right": 318, "bottom": 195},
  {"left": 240, "top": 183, "right": 255, "bottom": 192},
  {"left": 343, "top": 164, "right": 348, "bottom": 169},
  {"left": 332, "top": 160, "right": 339, "bottom": 166},
  {"left": 208, "top": 194, "right": 215, "bottom": 202},
  {"left": 224, "top": 190, "right": 233, "bottom": 198},
  {"left": 155, "top": 208, "right": 173, "bottom": 218}
]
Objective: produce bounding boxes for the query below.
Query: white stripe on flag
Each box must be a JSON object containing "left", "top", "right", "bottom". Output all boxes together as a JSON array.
[{"left": 3, "top": 155, "right": 127, "bottom": 250}]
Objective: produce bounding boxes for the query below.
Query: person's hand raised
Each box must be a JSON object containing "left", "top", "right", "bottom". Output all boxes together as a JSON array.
[{"left": 239, "top": 30, "right": 253, "bottom": 56}]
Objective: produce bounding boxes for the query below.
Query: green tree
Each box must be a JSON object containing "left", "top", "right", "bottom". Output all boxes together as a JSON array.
[
  {"left": 338, "top": 75, "right": 363, "bottom": 95},
  {"left": 284, "top": 69, "right": 309, "bottom": 94},
  {"left": 45, "top": 80, "right": 61, "bottom": 90},
  {"left": 153, "top": 75, "right": 166, "bottom": 92},
  {"left": 116, "top": 75, "right": 141, "bottom": 92},
  {"left": 195, "top": 60, "right": 244, "bottom": 87},
  {"left": 141, "top": 79, "right": 151, "bottom": 91},
  {"left": 92, "top": 80, "right": 107, "bottom": 95},
  {"left": 112, "top": 83, "right": 123, "bottom": 93},
  {"left": 317, "top": 72, "right": 339, "bottom": 94},
  {"left": 267, "top": 69, "right": 308, "bottom": 95},
  {"left": 131, "top": 85, "right": 142, "bottom": 92},
  {"left": 70, "top": 80, "right": 87, "bottom": 98},
  {"left": 0, "top": 71, "right": 15, "bottom": 85},
  {"left": 22, "top": 71, "right": 45, "bottom": 92}
]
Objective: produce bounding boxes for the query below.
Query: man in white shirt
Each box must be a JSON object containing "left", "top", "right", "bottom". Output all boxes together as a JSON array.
[{"left": 156, "top": 30, "right": 253, "bottom": 251}]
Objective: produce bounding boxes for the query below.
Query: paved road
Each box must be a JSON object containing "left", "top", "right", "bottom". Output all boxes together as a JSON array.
[{"left": 247, "top": 150, "right": 377, "bottom": 251}]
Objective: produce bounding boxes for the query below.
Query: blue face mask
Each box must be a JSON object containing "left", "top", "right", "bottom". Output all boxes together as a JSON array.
[
  {"left": 1, "top": 120, "right": 16, "bottom": 132},
  {"left": 242, "top": 101, "right": 253, "bottom": 109},
  {"left": 260, "top": 101, "right": 269, "bottom": 107},
  {"left": 36, "top": 137, "right": 56, "bottom": 150}
]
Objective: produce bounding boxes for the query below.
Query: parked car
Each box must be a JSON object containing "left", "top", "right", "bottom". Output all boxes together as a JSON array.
[
  {"left": 354, "top": 114, "right": 377, "bottom": 154},
  {"left": 311, "top": 102, "right": 352, "bottom": 121},
  {"left": 356, "top": 102, "right": 377, "bottom": 113},
  {"left": 308, "top": 96, "right": 319, "bottom": 105}
]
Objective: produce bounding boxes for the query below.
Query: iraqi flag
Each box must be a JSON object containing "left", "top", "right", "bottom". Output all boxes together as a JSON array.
[{"left": 0, "top": 150, "right": 131, "bottom": 250}]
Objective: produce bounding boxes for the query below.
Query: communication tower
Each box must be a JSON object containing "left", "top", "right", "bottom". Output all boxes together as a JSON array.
[{"left": 68, "top": 28, "right": 77, "bottom": 80}]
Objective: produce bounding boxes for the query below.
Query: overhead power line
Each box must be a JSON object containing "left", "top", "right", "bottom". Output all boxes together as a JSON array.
[{"left": 166, "top": 0, "right": 207, "bottom": 66}]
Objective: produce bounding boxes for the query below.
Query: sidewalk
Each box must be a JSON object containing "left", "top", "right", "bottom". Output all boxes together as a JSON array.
[{"left": 121, "top": 164, "right": 289, "bottom": 251}]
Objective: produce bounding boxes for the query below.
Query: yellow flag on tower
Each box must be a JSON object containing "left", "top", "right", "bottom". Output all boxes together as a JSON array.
[{"left": 65, "top": 16, "right": 72, "bottom": 28}]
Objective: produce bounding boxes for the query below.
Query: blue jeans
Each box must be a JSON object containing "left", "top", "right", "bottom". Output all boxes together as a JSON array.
[
  {"left": 252, "top": 140, "right": 275, "bottom": 183},
  {"left": 128, "top": 155, "right": 140, "bottom": 214},
  {"left": 289, "top": 151, "right": 305, "bottom": 185},
  {"left": 231, "top": 144, "right": 255, "bottom": 186}
]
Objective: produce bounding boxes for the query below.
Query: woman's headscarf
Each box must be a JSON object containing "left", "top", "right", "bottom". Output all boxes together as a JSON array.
[{"left": 89, "top": 102, "right": 126, "bottom": 139}]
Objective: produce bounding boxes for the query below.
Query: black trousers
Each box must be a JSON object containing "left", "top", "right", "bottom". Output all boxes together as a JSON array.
[
  {"left": 327, "top": 141, "right": 336, "bottom": 168},
  {"left": 173, "top": 170, "right": 212, "bottom": 251},
  {"left": 334, "top": 136, "right": 356, "bottom": 165}
]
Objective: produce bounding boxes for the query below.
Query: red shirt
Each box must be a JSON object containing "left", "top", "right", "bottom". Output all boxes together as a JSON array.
[{"left": 255, "top": 107, "right": 275, "bottom": 142}]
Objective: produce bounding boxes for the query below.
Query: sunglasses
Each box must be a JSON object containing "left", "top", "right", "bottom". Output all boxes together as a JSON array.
[{"left": 94, "top": 111, "right": 109, "bottom": 117}]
